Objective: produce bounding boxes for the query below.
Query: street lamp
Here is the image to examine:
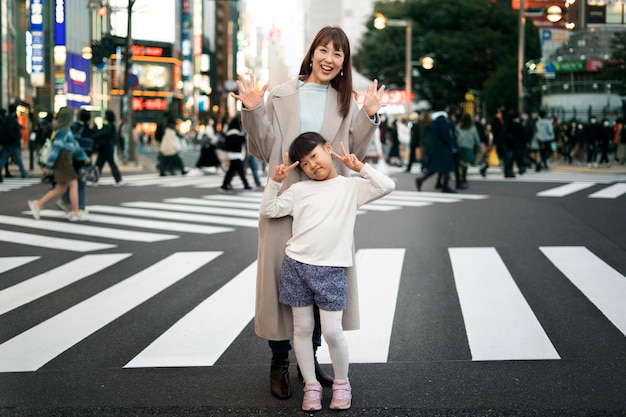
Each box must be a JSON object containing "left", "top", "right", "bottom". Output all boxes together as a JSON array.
[{"left": 374, "top": 13, "right": 412, "bottom": 118}]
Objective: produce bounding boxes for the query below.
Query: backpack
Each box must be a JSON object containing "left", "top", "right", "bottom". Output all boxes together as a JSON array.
[{"left": 71, "top": 123, "right": 94, "bottom": 152}]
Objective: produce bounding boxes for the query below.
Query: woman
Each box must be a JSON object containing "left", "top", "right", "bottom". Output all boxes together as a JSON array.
[
  {"left": 28, "top": 107, "right": 89, "bottom": 221},
  {"left": 231, "top": 26, "right": 385, "bottom": 400},
  {"left": 455, "top": 113, "right": 481, "bottom": 187},
  {"left": 158, "top": 114, "right": 188, "bottom": 176}
]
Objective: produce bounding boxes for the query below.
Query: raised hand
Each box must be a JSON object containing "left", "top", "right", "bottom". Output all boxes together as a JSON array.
[
  {"left": 230, "top": 73, "right": 268, "bottom": 110},
  {"left": 271, "top": 152, "right": 299, "bottom": 182},
  {"left": 332, "top": 142, "right": 364, "bottom": 172},
  {"left": 362, "top": 79, "right": 386, "bottom": 117}
]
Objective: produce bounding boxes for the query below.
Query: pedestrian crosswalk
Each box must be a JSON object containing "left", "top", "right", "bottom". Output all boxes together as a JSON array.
[
  {"left": 6, "top": 190, "right": 486, "bottom": 252},
  {"left": 1, "top": 246, "right": 624, "bottom": 373}
]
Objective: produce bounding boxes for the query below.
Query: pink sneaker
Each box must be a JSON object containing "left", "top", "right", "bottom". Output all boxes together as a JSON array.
[
  {"left": 329, "top": 381, "right": 352, "bottom": 410},
  {"left": 302, "top": 383, "right": 322, "bottom": 412}
]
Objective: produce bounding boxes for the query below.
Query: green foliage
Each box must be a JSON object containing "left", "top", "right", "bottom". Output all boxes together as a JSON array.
[{"left": 353, "top": 0, "right": 541, "bottom": 113}]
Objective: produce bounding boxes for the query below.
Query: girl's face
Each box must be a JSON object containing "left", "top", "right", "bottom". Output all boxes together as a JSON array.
[
  {"left": 298, "top": 143, "right": 338, "bottom": 181},
  {"left": 306, "top": 42, "right": 345, "bottom": 85}
]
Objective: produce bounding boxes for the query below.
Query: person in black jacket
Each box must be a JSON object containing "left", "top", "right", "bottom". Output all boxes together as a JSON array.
[
  {"left": 93, "top": 110, "right": 124, "bottom": 186},
  {"left": 0, "top": 104, "right": 29, "bottom": 181}
]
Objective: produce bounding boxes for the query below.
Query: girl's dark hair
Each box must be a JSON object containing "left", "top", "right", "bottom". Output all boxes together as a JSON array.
[
  {"left": 289, "top": 131, "right": 327, "bottom": 171},
  {"left": 298, "top": 26, "right": 353, "bottom": 119}
]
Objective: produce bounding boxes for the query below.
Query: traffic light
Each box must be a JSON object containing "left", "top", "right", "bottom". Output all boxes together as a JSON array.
[{"left": 91, "top": 42, "right": 103, "bottom": 66}]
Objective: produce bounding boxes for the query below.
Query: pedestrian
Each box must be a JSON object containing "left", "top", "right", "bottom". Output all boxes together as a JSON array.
[
  {"left": 415, "top": 101, "right": 458, "bottom": 193},
  {"left": 231, "top": 25, "right": 385, "bottom": 400},
  {"left": 479, "top": 105, "right": 505, "bottom": 178},
  {"left": 28, "top": 106, "right": 90, "bottom": 221},
  {"left": 582, "top": 115, "right": 600, "bottom": 168},
  {"left": 158, "top": 113, "right": 188, "bottom": 176},
  {"left": 386, "top": 119, "right": 402, "bottom": 167},
  {"left": 456, "top": 112, "right": 481, "bottom": 186},
  {"left": 614, "top": 118, "right": 625, "bottom": 165},
  {"left": 245, "top": 151, "right": 264, "bottom": 190},
  {"left": 0, "top": 103, "right": 30, "bottom": 181},
  {"left": 94, "top": 110, "right": 124, "bottom": 186},
  {"left": 260, "top": 133, "right": 394, "bottom": 411},
  {"left": 220, "top": 115, "right": 251, "bottom": 191},
  {"left": 535, "top": 110, "right": 555, "bottom": 170},
  {"left": 57, "top": 108, "right": 95, "bottom": 217},
  {"left": 405, "top": 114, "right": 421, "bottom": 172}
]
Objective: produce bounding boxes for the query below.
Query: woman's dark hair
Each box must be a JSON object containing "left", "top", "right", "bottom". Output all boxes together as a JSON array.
[
  {"left": 298, "top": 26, "right": 353, "bottom": 119},
  {"left": 289, "top": 131, "right": 327, "bottom": 171},
  {"left": 105, "top": 110, "right": 116, "bottom": 124},
  {"left": 459, "top": 113, "right": 473, "bottom": 129}
]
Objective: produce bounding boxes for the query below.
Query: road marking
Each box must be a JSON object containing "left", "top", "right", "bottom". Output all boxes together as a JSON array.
[
  {"left": 42, "top": 211, "right": 234, "bottom": 235},
  {"left": 0, "top": 256, "right": 40, "bottom": 274},
  {"left": 125, "top": 262, "right": 257, "bottom": 368},
  {"left": 87, "top": 205, "right": 259, "bottom": 228},
  {"left": 540, "top": 246, "right": 626, "bottom": 336},
  {"left": 0, "top": 254, "right": 131, "bottom": 316},
  {"left": 449, "top": 247, "right": 560, "bottom": 361},
  {"left": 160, "top": 198, "right": 261, "bottom": 211},
  {"left": 587, "top": 183, "right": 626, "bottom": 199},
  {"left": 122, "top": 201, "right": 260, "bottom": 219},
  {"left": 536, "top": 182, "right": 597, "bottom": 197},
  {"left": 2, "top": 214, "right": 177, "bottom": 243},
  {"left": 0, "top": 252, "right": 218, "bottom": 373},
  {"left": 0, "top": 230, "right": 115, "bottom": 252},
  {"left": 317, "top": 248, "right": 405, "bottom": 364}
]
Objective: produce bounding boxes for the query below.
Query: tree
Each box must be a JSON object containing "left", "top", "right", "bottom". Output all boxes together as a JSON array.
[{"left": 353, "top": 0, "right": 541, "bottom": 114}]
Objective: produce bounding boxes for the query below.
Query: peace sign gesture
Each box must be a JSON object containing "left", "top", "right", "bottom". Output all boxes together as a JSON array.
[
  {"left": 332, "top": 142, "right": 364, "bottom": 172},
  {"left": 271, "top": 152, "right": 300, "bottom": 182},
  {"left": 230, "top": 73, "right": 268, "bottom": 110}
]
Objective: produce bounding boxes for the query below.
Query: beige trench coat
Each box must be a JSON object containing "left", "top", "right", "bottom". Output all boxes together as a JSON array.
[{"left": 241, "top": 78, "right": 379, "bottom": 341}]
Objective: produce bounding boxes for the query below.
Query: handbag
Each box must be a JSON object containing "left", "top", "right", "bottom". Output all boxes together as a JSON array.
[
  {"left": 79, "top": 164, "right": 100, "bottom": 183},
  {"left": 37, "top": 138, "right": 52, "bottom": 167}
]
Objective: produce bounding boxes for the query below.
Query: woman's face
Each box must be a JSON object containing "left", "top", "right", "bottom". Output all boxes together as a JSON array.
[{"left": 306, "top": 41, "right": 345, "bottom": 85}]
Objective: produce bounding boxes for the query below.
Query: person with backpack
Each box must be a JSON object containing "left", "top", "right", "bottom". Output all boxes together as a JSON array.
[
  {"left": 57, "top": 109, "right": 96, "bottom": 217},
  {"left": 93, "top": 110, "right": 124, "bottom": 186}
]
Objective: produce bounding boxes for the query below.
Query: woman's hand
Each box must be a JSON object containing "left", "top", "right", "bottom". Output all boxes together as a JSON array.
[
  {"left": 230, "top": 73, "right": 268, "bottom": 110},
  {"left": 362, "top": 79, "right": 386, "bottom": 117},
  {"left": 332, "top": 142, "right": 364, "bottom": 172},
  {"left": 271, "top": 152, "right": 299, "bottom": 182}
]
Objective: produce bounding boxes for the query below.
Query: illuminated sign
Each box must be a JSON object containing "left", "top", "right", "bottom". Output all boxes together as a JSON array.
[
  {"left": 131, "top": 45, "right": 165, "bottom": 57},
  {"left": 30, "top": 0, "right": 45, "bottom": 87},
  {"left": 55, "top": 0, "right": 65, "bottom": 46},
  {"left": 132, "top": 97, "right": 168, "bottom": 111},
  {"left": 66, "top": 53, "right": 90, "bottom": 107}
]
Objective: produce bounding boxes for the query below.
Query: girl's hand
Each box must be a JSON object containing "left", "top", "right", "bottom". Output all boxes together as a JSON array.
[
  {"left": 271, "top": 152, "right": 299, "bottom": 182},
  {"left": 362, "top": 79, "right": 386, "bottom": 117},
  {"left": 332, "top": 142, "right": 364, "bottom": 172},
  {"left": 230, "top": 73, "right": 269, "bottom": 110}
]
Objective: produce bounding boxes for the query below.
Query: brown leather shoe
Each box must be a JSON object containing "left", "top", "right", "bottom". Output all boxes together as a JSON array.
[{"left": 270, "top": 353, "right": 291, "bottom": 399}]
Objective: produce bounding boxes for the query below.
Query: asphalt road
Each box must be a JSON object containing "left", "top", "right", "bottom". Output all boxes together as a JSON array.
[{"left": 0, "top": 153, "right": 625, "bottom": 417}]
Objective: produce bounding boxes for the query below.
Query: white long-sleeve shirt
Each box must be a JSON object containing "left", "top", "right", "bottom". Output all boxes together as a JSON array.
[{"left": 259, "top": 163, "right": 395, "bottom": 267}]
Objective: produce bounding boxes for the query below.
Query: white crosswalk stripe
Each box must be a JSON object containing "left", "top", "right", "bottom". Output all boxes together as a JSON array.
[
  {"left": 0, "top": 246, "right": 624, "bottom": 372},
  {"left": 449, "top": 247, "right": 560, "bottom": 361},
  {"left": 0, "top": 252, "right": 218, "bottom": 373}
]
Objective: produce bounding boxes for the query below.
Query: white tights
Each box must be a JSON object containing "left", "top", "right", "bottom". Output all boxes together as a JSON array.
[{"left": 292, "top": 305, "right": 349, "bottom": 385}]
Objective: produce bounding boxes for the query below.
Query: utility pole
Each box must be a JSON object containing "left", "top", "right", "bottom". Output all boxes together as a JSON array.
[{"left": 122, "top": 0, "right": 136, "bottom": 164}]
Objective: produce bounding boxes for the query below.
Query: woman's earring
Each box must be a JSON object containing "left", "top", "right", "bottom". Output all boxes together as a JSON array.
[
  {"left": 340, "top": 69, "right": 344, "bottom": 76},
  {"left": 310, "top": 61, "right": 312, "bottom": 68}
]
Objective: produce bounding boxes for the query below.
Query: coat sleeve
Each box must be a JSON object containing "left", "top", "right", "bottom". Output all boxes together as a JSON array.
[
  {"left": 348, "top": 103, "right": 379, "bottom": 161},
  {"left": 242, "top": 92, "right": 277, "bottom": 163}
]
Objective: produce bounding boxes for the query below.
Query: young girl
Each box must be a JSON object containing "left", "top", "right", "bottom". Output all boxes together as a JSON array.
[
  {"left": 259, "top": 132, "right": 395, "bottom": 411},
  {"left": 28, "top": 107, "right": 89, "bottom": 222}
]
